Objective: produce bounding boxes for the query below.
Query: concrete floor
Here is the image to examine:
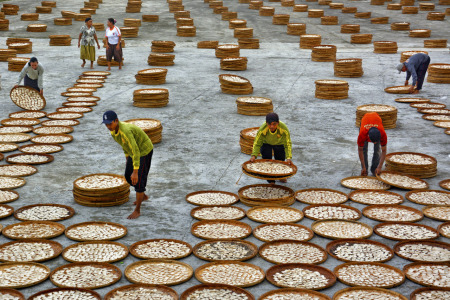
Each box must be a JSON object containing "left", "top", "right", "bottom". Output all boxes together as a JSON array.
[{"left": 0, "top": 0, "right": 449, "bottom": 298}]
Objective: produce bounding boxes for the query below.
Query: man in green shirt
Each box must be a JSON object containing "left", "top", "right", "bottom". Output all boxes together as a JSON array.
[
  {"left": 250, "top": 113, "right": 293, "bottom": 183},
  {"left": 102, "top": 111, "right": 154, "bottom": 219}
]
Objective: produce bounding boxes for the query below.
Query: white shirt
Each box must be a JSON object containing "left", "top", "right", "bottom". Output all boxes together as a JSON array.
[{"left": 105, "top": 26, "right": 121, "bottom": 44}]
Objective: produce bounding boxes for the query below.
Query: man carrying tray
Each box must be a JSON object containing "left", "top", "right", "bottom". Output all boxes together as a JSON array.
[
  {"left": 15, "top": 57, "right": 44, "bottom": 95},
  {"left": 102, "top": 111, "right": 153, "bottom": 219},
  {"left": 357, "top": 112, "right": 387, "bottom": 177},
  {"left": 396, "top": 52, "right": 430, "bottom": 94},
  {"left": 250, "top": 112, "right": 293, "bottom": 183}
]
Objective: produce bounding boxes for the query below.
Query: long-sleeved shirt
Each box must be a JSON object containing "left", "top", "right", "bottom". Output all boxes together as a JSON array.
[
  {"left": 405, "top": 53, "right": 430, "bottom": 86},
  {"left": 111, "top": 121, "right": 153, "bottom": 169},
  {"left": 252, "top": 121, "right": 293, "bottom": 159},
  {"left": 17, "top": 63, "right": 44, "bottom": 89}
]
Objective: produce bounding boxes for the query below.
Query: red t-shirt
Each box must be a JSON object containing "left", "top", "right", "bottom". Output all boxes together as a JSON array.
[{"left": 357, "top": 112, "right": 387, "bottom": 147}]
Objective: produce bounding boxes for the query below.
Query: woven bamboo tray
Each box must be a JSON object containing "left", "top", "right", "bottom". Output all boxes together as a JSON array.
[
  {"left": 0, "top": 133, "right": 32, "bottom": 144},
  {"left": 341, "top": 24, "right": 359, "bottom": 34},
  {"left": 438, "top": 222, "right": 450, "bottom": 238},
  {"left": 62, "top": 101, "right": 96, "bottom": 107},
  {"left": 249, "top": 1, "right": 263, "bottom": 10},
  {"left": 424, "top": 39, "right": 447, "bottom": 48},
  {"left": 260, "top": 288, "right": 330, "bottom": 300},
  {"left": 312, "top": 45, "right": 337, "bottom": 62},
  {"left": 334, "top": 287, "right": 407, "bottom": 300},
  {"left": 247, "top": 206, "right": 303, "bottom": 223},
  {"left": 10, "top": 86, "right": 46, "bottom": 111},
  {"left": 147, "top": 53, "right": 175, "bottom": 66},
  {"left": 33, "top": 125, "right": 73, "bottom": 135},
  {"left": 300, "top": 34, "right": 321, "bottom": 49},
  {"left": 351, "top": 34, "right": 372, "bottom": 44},
  {"left": 312, "top": 219, "right": 373, "bottom": 239},
  {"left": 193, "top": 239, "right": 258, "bottom": 262},
  {"left": 334, "top": 262, "right": 405, "bottom": 288},
  {"left": 73, "top": 173, "right": 130, "bottom": 193},
  {"left": 239, "top": 184, "right": 295, "bottom": 207},
  {"left": 83, "top": 71, "right": 110, "bottom": 76},
  {"left": 29, "top": 288, "right": 101, "bottom": 300},
  {"left": 215, "top": 44, "right": 240, "bottom": 58},
  {"left": 14, "top": 203, "right": 74, "bottom": 221},
  {"left": 9, "top": 110, "right": 46, "bottom": 119},
  {"left": 334, "top": 58, "right": 363, "bottom": 77},
  {"left": 220, "top": 57, "right": 247, "bottom": 71},
  {"left": 62, "top": 241, "right": 128, "bottom": 263},
  {"left": 273, "top": 14, "right": 290, "bottom": 25},
  {"left": 53, "top": 17, "right": 73, "bottom": 26},
  {"left": 427, "top": 63, "right": 450, "bottom": 84},
  {"left": 236, "top": 96, "right": 272, "bottom": 115},
  {"left": 374, "top": 222, "right": 439, "bottom": 241},
  {"left": 315, "top": 79, "right": 349, "bottom": 100},
  {"left": 0, "top": 164, "right": 37, "bottom": 178},
  {"left": 219, "top": 74, "right": 253, "bottom": 95},
  {"left": 238, "top": 38, "right": 260, "bottom": 49},
  {"left": 377, "top": 171, "right": 429, "bottom": 190},
  {"left": 356, "top": 104, "right": 397, "bottom": 129},
  {"left": 406, "top": 190, "right": 450, "bottom": 206},
  {"left": 254, "top": 223, "right": 314, "bottom": 242},
  {"left": 182, "top": 284, "right": 253, "bottom": 300},
  {"left": 8, "top": 42, "right": 32, "bottom": 54},
  {"left": 395, "top": 97, "right": 430, "bottom": 103},
  {"left": 65, "top": 221, "right": 127, "bottom": 241},
  {"left": 191, "top": 220, "right": 252, "bottom": 240},
  {"left": 6, "top": 153, "right": 53, "bottom": 165},
  {"left": 197, "top": 40, "right": 219, "bottom": 49},
  {"left": 0, "top": 204, "right": 13, "bottom": 219},
  {"left": 412, "top": 102, "right": 446, "bottom": 109},
  {"left": 342, "top": 7, "right": 357, "bottom": 13},
  {"left": 428, "top": 12, "right": 445, "bottom": 21},
  {"left": 2, "top": 221, "right": 65, "bottom": 239},
  {"left": 418, "top": 108, "right": 450, "bottom": 115},
  {"left": 106, "top": 284, "right": 177, "bottom": 300},
  {"left": 385, "top": 85, "right": 415, "bottom": 94},
  {"left": 439, "top": 179, "right": 450, "bottom": 191},
  {"left": 135, "top": 68, "right": 168, "bottom": 85},
  {"left": 259, "top": 6, "right": 275, "bottom": 16},
  {"left": 410, "top": 29, "right": 431, "bottom": 38},
  {"left": 0, "top": 125, "right": 33, "bottom": 134},
  {"left": 21, "top": 13, "right": 39, "bottom": 21},
  {"left": 0, "top": 49, "right": 17, "bottom": 62},
  {"left": 355, "top": 12, "right": 371, "bottom": 18},
  {"left": 260, "top": 240, "right": 327, "bottom": 265},
  {"left": 308, "top": 9, "right": 324, "bottom": 18},
  {"left": 18, "top": 144, "right": 63, "bottom": 154},
  {"left": 302, "top": 204, "right": 361, "bottom": 221},
  {"left": 0, "top": 176, "right": 26, "bottom": 190},
  {"left": 0, "top": 262, "right": 50, "bottom": 288},
  {"left": 266, "top": 263, "right": 335, "bottom": 290},
  {"left": 0, "top": 239, "right": 62, "bottom": 262},
  {"left": 195, "top": 261, "right": 264, "bottom": 288},
  {"left": 371, "top": 17, "right": 389, "bottom": 24},
  {"left": 385, "top": 152, "right": 437, "bottom": 178},
  {"left": 242, "top": 159, "right": 297, "bottom": 178},
  {"left": 327, "top": 239, "right": 394, "bottom": 263},
  {"left": 394, "top": 240, "right": 450, "bottom": 263},
  {"left": 0, "top": 288, "right": 24, "bottom": 300},
  {"left": 404, "top": 262, "right": 450, "bottom": 287},
  {"left": 287, "top": 23, "right": 306, "bottom": 35},
  {"left": 125, "top": 259, "right": 193, "bottom": 286},
  {"left": 410, "top": 287, "right": 450, "bottom": 300},
  {"left": 191, "top": 205, "right": 246, "bottom": 221},
  {"left": 423, "top": 205, "right": 450, "bottom": 221},
  {"left": 1, "top": 118, "right": 40, "bottom": 127},
  {"left": 151, "top": 40, "right": 176, "bottom": 53},
  {"left": 294, "top": 4, "right": 308, "bottom": 12},
  {"left": 0, "top": 143, "right": 19, "bottom": 153},
  {"left": 341, "top": 176, "right": 390, "bottom": 190},
  {"left": 363, "top": 204, "right": 423, "bottom": 222},
  {"left": 56, "top": 106, "right": 93, "bottom": 114},
  {"left": 321, "top": 16, "right": 338, "bottom": 25},
  {"left": 129, "top": 239, "right": 192, "bottom": 260},
  {"left": 0, "top": 190, "right": 19, "bottom": 204},
  {"left": 423, "top": 114, "right": 450, "bottom": 122},
  {"left": 30, "top": 134, "right": 73, "bottom": 144}
]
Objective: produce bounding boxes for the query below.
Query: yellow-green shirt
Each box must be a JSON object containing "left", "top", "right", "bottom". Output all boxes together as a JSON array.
[
  {"left": 252, "top": 121, "right": 292, "bottom": 159},
  {"left": 111, "top": 121, "right": 153, "bottom": 169}
]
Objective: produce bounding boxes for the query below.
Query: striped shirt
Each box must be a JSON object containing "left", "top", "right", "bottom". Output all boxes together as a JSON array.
[{"left": 252, "top": 121, "right": 293, "bottom": 159}]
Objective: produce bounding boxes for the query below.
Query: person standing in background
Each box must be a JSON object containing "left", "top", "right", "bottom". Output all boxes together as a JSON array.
[
  {"left": 15, "top": 57, "right": 44, "bottom": 95},
  {"left": 78, "top": 17, "right": 101, "bottom": 69},
  {"left": 105, "top": 18, "right": 123, "bottom": 71}
]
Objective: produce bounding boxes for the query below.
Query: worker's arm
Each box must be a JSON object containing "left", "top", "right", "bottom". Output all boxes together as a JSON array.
[
  {"left": 16, "top": 64, "right": 28, "bottom": 87},
  {"left": 374, "top": 145, "right": 387, "bottom": 175},
  {"left": 358, "top": 146, "right": 367, "bottom": 176},
  {"left": 123, "top": 130, "right": 141, "bottom": 185},
  {"left": 37, "top": 65, "right": 44, "bottom": 94},
  {"left": 250, "top": 128, "right": 265, "bottom": 162},
  {"left": 77, "top": 32, "right": 82, "bottom": 48},
  {"left": 94, "top": 33, "right": 100, "bottom": 49},
  {"left": 283, "top": 128, "right": 293, "bottom": 165}
]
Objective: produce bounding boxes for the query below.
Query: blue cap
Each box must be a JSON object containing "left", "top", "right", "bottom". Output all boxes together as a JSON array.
[{"left": 102, "top": 110, "right": 117, "bottom": 124}]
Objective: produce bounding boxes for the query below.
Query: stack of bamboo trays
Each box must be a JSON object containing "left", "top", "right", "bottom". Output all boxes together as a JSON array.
[
  {"left": 424, "top": 39, "right": 447, "bottom": 48},
  {"left": 135, "top": 68, "right": 168, "bottom": 85},
  {"left": 446, "top": 8, "right": 450, "bottom": 16},
  {"left": 220, "top": 57, "right": 248, "bottom": 71},
  {"left": 409, "top": 29, "right": 431, "bottom": 38},
  {"left": 321, "top": 16, "right": 338, "bottom": 25},
  {"left": 21, "top": 13, "right": 39, "bottom": 21},
  {"left": 341, "top": 24, "right": 360, "bottom": 33},
  {"left": 73, "top": 173, "right": 130, "bottom": 207},
  {"left": 7, "top": 57, "right": 29, "bottom": 71},
  {"left": 0, "top": 19, "right": 9, "bottom": 31},
  {"left": 222, "top": 11, "right": 237, "bottom": 20},
  {"left": 427, "top": 12, "right": 445, "bottom": 20},
  {"left": 356, "top": 104, "right": 398, "bottom": 129},
  {"left": 329, "top": 2, "right": 344, "bottom": 8},
  {"left": 315, "top": 79, "right": 349, "bottom": 100},
  {"left": 133, "top": 89, "right": 169, "bottom": 108},
  {"left": 273, "top": 14, "right": 290, "bottom": 25},
  {"left": 400, "top": 51, "right": 428, "bottom": 63},
  {"left": 1, "top": 4, "right": 19, "bottom": 15},
  {"left": 74, "top": 13, "right": 91, "bottom": 21},
  {"left": 355, "top": 12, "right": 371, "bottom": 18},
  {"left": 92, "top": 23, "right": 104, "bottom": 31},
  {"left": 197, "top": 41, "right": 219, "bottom": 49},
  {"left": 174, "top": 11, "right": 190, "bottom": 18},
  {"left": 387, "top": 3, "right": 402, "bottom": 10},
  {"left": 293, "top": 4, "right": 308, "bottom": 12},
  {"left": 234, "top": 28, "right": 253, "bottom": 38},
  {"left": 0, "top": 49, "right": 16, "bottom": 61},
  {"left": 120, "top": 27, "right": 139, "bottom": 37},
  {"left": 311, "top": 45, "right": 337, "bottom": 62},
  {"left": 126, "top": 1, "right": 142, "bottom": 13},
  {"left": 419, "top": 3, "right": 434, "bottom": 10},
  {"left": 236, "top": 97, "right": 273, "bottom": 116},
  {"left": 427, "top": 64, "right": 450, "bottom": 84},
  {"left": 249, "top": 1, "right": 263, "bottom": 9},
  {"left": 49, "top": 35, "right": 71, "bottom": 46},
  {"left": 238, "top": 38, "right": 260, "bottom": 49},
  {"left": 147, "top": 53, "right": 175, "bottom": 66},
  {"left": 176, "top": 17, "right": 193, "bottom": 26},
  {"left": 8, "top": 42, "right": 32, "bottom": 53},
  {"left": 177, "top": 26, "right": 196, "bottom": 37},
  {"left": 300, "top": 34, "right": 321, "bottom": 49},
  {"left": 385, "top": 152, "right": 437, "bottom": 178},
  {"left": 215, "top": 44, "right": 240, "bottom": 58},
  {"left": 391, "top": 22, "right": 410, "bottom": 30},
  {"left": 319, "top": 0, "right": 331, "bottom": 5},
  {"left": 84, "top": 2, "right": 98, "bottom": 9},
  {"left": 6, "top": 37, "right": 30, "bottom": 45},
  {"left": 124, "top": 18, "right": 141, "bottom": 27},
  {"left": 54, "top": 18, "right": 72, "bottom": 25},
  {"left": 259, "top": 6, "right": 275, "bottom": 16},
  {"left": 42, "top": 1, "right": 56, "bottom": 7},
  {"left": 342, "top": 7, "right": 357, "bottom": 13},
  {"left": 142, "top": 15, "right": 159, "bottom": 22},
  {"left": 240, "top": 127, "right": 259, "bottom": 154},
  {"left": 373, "top": 41, "right": 398, "bottom": 54},
  {"left": 35, "top": 6, "right": 52, "bottom": 13},
  {"left": 371, "top": 17, "right": 389, "bottom": 24},
  {"left": 229, "top": 19, "right": 246, "bottom": 28},
  {"left": 151, "top": 41, "right": 175, "bottom": 52},
  {"left": 351, "top": 34, "right": 373, "bottom": 44},
  {"left": 281, "top": 0, "right": 295, "bottom": 6},
  {"left": 287, "top": 23, "right": 306, "bottom": 35},
  {"left": 334, "top": 58, "right": 363, "bottom": 77},
  {"left": 61, "top": 10, "right": 76, "bottom": 18},
  {"left": 97, "top": 55, "right": 124, "bottom": 66},
  {"left": 219, "top": 74, "right": 253, "bottom": 95},
  {"left": 402, "top": 6, "right": 419, "bottom": 14},
  {"left": 80, "top": 8, "right": 96, "bottom": 15},
  {"left": 213, "top": 6, "right": 228, "bottom": 14},
  {"left": 27, "top": 24, "right": 47, "bottom": 32},
  {"left": 308, "top": 9, "right": 324, "bottom": 18},
  {"left": 370, "top": 0, "right": 384, "bottom": 5},
  {"left": 400, "top": 0, "right": 414, "bottom": 5},
  {"left": 125, "top": 118, "right": 163, "bottom": 143}
]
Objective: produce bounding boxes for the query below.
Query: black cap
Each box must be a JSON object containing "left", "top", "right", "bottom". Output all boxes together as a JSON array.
[
  {"left": 368, "top": 127, "right": 381, "bottom": 143},
  {"left": 101, "top": 110, "right": 117, "bottom": 124},
  {"left": 266, "top": 112, "right": 279, "bottom": 124}
]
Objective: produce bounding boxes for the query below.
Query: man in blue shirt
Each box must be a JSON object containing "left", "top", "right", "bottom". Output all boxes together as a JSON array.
[{"left": 396, "top": 53, "right": 430, "bottom": 94}]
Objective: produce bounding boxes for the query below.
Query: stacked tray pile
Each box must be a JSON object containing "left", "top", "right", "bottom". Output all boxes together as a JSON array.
[
  {"left": 341, "top": 24, "right": 360, "bottom": 33},
  {"left": 259, "top": 6, "right": 275, "bottom": 16},
  {"left": 308, "top": 9, "right": 324, "bottom": 18},
  {"left": 419, "top": 3, "right": 435, "bottom": 10},
  {"left": 97, "top": 55, "right": 124, "bottom": 67},
  {"left": 400, "top": 51, "right": 428, "bottom": 63},
  {"left": 176, "top": 17, "right": 193, "bottom": 26},
  {"left": 300, "top": 34, "right": 321, "bottom": 49},
  {"left": 427, "top": 64, "right": 450, "bottom": 84},
  {"left": 234, "top": 28, "right": 253, "bottom": 38},
  {"left": 27, "top": 24, "right": 47, "bottom": 32},
  {"left": 0, "top": 49, "right": 16, "bottom": 61},
  {"left": 151, "top": 41, "right": 176, "bottom": 52},
  {"left": 239, "top": 127, "right": 259, "bottom": 154},
  {"left": 342, "top": 7, "right": 357, "bottom": 13},
  {"left": 142, "top": 15, "right": 159, "bottom": 22},
  {"left": 0, "top": 19, "right": 9, "bottom": 31},
  {"left": 220, "top": 57, "right": 247, "bottom": 71},
  {"left": 427, "top": 12, "right": 445, "bottom": 21},
  {"left": 273, "top": 14, "right": 290, "bottom": 25},
  {"left": 409, "top": 29, "right": 431, "bottom": 38},
  {"left": 197, "top": 41, "right": 219, "bottom": 49},
  {"left": 321, "top": 16, "right": 338, "bottom": 25},
  {"left": 8, "top": 42, "right": 32, "bottom": 54},
  {"left": 229, "top": 19, "right": 246, "bottom": 29},
  {"left": 356, "top": 104, "right": 398, "bottom": 129},
  {"left": 21, "top": 13, "right": 39, "bottom": 21},
  {"left": 287, "top": 23, "right": 306, "bottom": 35},
  {"left": 123, "top": 18, "right": 141, "bottom": 27},
  {"left": 35, "top": 6, "right": 52, "bottom": 14},
  {"left": 120, "top": 27, "right": 138, "bottom": 38},
  {"left": 242, "top": 159, "right": 297, "bottom": 181},
  {"left": 371, "top": 17, "right": 389, "bottom": 24},
  {"left": 215, "top": 44, "right": 240, "bottom": 59},
  {"left": 49, "top": 35, "right": 71, "bottom": 46},
  {"left": 424, "top": 39, "right": 447, "bottom": 48},
  {"left": 355, "top": 12, "right": 371, "bottom": 18},
  {"left": 73, "top": 174, "right": 130, "bottom": 207},
  {"left": 402, "top": 6, "right": 419, "bottom": 14},
  {"left": 1, "top": 4, "right": 19, "bottom": 15},
  {"left": 351, "top": 34, "right": 373, "bottom": 44},
  {"left": 135, "top": 68, "right": 168, "bottom": 85},
  {"left": 177, "top": 26, "right": 196, "bottom": 37},
  {"left": 334, "top": 58, "right": 363, "bottom": 77},
  {"left": 133, "top": 89, "right": 169, "bottom": 108},
  {"left": 125, "top": 118, "right": 163, "bottom": 144},
  {"left": 239, "top": 184, "right": 295, "bottom": 206},
  {"left": 147, "top": 53, "right": 175, "bottom": 66},
  {"left": 391, "top": 22, "right": 410, "bottom": 31},
  {"left": 311, "top": 45, "right": 336, "bottom": 62},
  {"left": 315, "top": 79, "right": 349, "bottom": 100},
  {"left": 374, "top": 41, "right": 398, "bottom": 54},
  {"left": 236, "top": 96, "right": 273, "bottom": 116},
  {"left": 219, "top": 74, "right": 253, "bottom": 95},
  {"left": 126, "top": 0, "right": 142, "bottom": 13},
  {"left": 249, "top": 1, "right": 263, "bottom": 9},
  {"left": 294, "top": 4, "right": 308, "bottom": 12},
  {"left": 238, "top": 38, "right": 259, "bottom": 49},
  {"left": 385, "top": 152, "right": 437, "bottom": 178},
  {"left": 54, "top": 18, "right": 72, "bottom": 26}
]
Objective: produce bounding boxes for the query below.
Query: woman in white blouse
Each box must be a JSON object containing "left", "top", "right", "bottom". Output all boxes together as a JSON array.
[{"left": 105, "top": 18, "right": 123, "bottom": 70}]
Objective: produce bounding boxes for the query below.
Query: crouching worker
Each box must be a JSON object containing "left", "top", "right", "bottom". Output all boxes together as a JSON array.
[{"left": 102, "top": 111, "right": 153, "bottom": 219}]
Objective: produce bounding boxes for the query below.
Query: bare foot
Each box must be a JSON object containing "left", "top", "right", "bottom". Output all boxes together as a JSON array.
[
  {"left": 279, "top": 179, "right": 287, "bottom": 183},
  {"left": 127, "top": 210, "right": 140, "bottom": 219},
  {"left": 412, "top": 90, "right": 419, "bottom": 94},
  {"left": 134, "top": 194, "right": 148, "bottom": 205},
  {"left": 81, "top": 62, "right": 85, "bottom": 68},
  {"left": 90, "top": 64, "right": 94, "bottom": 69},
  {"left": 107, "top": 67, "right": 111, "bottom": 71}
]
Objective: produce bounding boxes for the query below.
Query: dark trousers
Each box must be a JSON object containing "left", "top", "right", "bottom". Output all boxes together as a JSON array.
[
  {"left": 261, "top": 144, "right": 285, "bottom": 183},
  {"left": 125, "top": 150, "right": 153, "bottom": 193},
  {"left": 24, "top": 75, "right": 40, "bottom": 92},
  {"left": 106, "top": 43, "right": 123, "bottom": 63},
  {"left": 416, "top": 56, "right": 430, "bottom": 90},
  {"left": 363, "top": 142, "right": 380, "bottom": 175}
]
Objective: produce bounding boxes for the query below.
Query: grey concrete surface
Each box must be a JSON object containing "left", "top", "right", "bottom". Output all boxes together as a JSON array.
[{"left": 0, "top": 0, "right": 449, "bottom": 298}]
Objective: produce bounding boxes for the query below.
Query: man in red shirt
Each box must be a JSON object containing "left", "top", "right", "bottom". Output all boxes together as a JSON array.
[{"left": 357, "top": 112, "right": 387, "bottom": 176}]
